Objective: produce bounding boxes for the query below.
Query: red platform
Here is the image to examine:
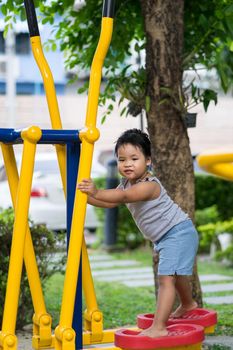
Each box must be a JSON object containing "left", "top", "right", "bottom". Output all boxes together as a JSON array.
[
  {"left": 115, "top": 324, "right": 204, "bottom": 349},
  {"left": 137, "top": 308, "right": 217, "bottom": 330}
]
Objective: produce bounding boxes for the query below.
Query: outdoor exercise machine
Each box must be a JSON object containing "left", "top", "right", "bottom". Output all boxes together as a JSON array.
[
  {"left": 0, "top": 1, "right": 213, "bottom": 350},
  {"left": 0, "top": 1, "right": 114, "bottom": 350}
]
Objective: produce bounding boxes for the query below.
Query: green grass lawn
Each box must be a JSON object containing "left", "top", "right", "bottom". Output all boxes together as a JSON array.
[
  {"left": 45, "top": 272, "right": 155, "bottom": 329},
  {"left": 44, "top": 247, "right": 233, "bottom": 336}
]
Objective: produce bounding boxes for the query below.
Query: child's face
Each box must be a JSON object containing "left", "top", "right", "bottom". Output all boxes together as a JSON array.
[{"left": 117, "top": 143, "right": 151, "bottom": 183}]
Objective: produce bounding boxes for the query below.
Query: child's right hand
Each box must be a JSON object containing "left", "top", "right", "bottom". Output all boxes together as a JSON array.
[{"left": 77, "top": 178, "right": 98, "bottom": 197}]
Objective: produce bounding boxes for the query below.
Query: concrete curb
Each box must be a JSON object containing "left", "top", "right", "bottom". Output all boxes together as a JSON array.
[{"left": 204, "top": 335, "right": 233, "bottom": 348}]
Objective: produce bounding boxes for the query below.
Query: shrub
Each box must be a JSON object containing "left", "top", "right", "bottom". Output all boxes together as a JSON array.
[
  {"left": 195, "top": 175, "right": 233, "bottom": 220},
  {"left": 197, "top": 217, "right": 233, "bottom": 259},
  {"left": 195, "top": 205, "right": 220, "bottom": 227},
  {"left": 216, "top": 244, "right": 233, "bottom": 264},
  {"left": 0, "top": 208, "right": 65, "bottom": 329},
  {"left": 197, "top": 222, "right": 219, "bottom": 252}
]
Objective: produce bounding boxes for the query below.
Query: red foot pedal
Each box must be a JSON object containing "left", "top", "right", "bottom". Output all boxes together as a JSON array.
[
  {"left": 115, "top": 324, "right": 204, "bottom": 349},
  {"left": 137, "top": 308, "right": 217, "bottom": 331}
]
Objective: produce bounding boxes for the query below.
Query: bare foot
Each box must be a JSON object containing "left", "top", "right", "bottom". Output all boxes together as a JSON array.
[
  {"left": 139, "top": 326, "right": 168, "bottom": 338},
  {"left": 170, "top": 301, "right": 198, "bottom": 318}
]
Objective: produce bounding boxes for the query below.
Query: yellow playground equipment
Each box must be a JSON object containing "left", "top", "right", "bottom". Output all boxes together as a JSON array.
[
  {"left": 0, "top": 0, "right": 115, "bottom": 349},
  {"left": 0, "top": 1, "right": 217, "bottom": 350},
  {"left": 197, "top": 149, "right": 233, "bottom": 182}
]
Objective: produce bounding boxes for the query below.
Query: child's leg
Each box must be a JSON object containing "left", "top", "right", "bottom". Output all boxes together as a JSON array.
[
  {"left": 140, "top": 275, "right": 176, "bottom": 337},
  {"left": 171, "top": 275, "right": 198, "bottom": 318}
]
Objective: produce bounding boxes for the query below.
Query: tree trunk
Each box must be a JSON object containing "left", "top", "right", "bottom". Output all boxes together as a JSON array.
[{"left": 140, "top": 0, "right": 202, "bottom": 306}]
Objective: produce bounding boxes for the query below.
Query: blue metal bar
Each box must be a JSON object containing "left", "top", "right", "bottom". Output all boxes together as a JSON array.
[
  {"left": 66, "top": 143, "right": 82, "bottom": 349},
  {"left": 0, "top": 128, "right": 80, "bottom": 145},
  {"left": 0, "top": 129, "right": 22, "bottom": 143},
  {"left": 40, "top": 129, "right": 80, "bottom": 144}
]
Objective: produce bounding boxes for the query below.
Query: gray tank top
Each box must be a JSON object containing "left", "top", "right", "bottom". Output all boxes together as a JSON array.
[{"left": 118, "top": 176, "right": 189, "bottom": 242}]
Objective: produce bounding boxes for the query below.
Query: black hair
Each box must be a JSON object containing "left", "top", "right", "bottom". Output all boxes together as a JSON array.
[{"left": 115, "top": 129, "right": 151, "bottom": 158}]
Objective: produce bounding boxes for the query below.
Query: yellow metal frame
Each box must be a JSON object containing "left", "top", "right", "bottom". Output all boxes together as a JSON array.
[
  {"left": 0, "top": 13, "right": 116, "bottom": 350},
  {"left": 197, "top": 149, "right": 233, "bottom": 181},
  {"left": 0, "top": 143, "right": 53, "bottom": 349},
  {"left": 28, "top": 15, "right": 114, "bottom": 350},
  {"left": 55, "top": 17, "right": 114, "bottom": 350},
  {"left": 0, "top": 126, "right": 43, "bottom": 350},
  {"left": 30, "top": 35, "right": 66, "bottom": 192}
]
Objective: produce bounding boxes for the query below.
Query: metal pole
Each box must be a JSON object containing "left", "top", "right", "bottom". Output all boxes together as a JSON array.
[
  {"left": 104, "top": 159, "right": 118, "bottom": 249},
  {"left": 66, "top": 142, "right": 82, "bottom": 349}
]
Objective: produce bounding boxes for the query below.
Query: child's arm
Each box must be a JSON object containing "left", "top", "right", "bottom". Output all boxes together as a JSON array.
[
  {"left": 77, "top": 179, "right": 119, "bottom": 208},
  {"left": 87, "top": 196, "right": 118, "bottom": 208},
  {"left": 77, "top": 178, "right": 160, "bottom": 204}
]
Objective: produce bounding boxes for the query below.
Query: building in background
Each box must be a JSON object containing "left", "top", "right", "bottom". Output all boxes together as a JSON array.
[{"left": 0, "top": 15, "right": 67, "bottom": 96}]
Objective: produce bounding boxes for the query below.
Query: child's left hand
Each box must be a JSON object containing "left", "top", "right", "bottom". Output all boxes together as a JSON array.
[{"left": 77, "top": 178, "right": 97, "bottom": 197}]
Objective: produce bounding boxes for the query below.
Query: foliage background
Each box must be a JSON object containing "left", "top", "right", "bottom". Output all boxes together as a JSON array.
[
  {"left": 0, "top": 208, "right": 65, "bottom": 329},
  {"left": 195, "top": 175, "right": 233, "bottom": 220}
]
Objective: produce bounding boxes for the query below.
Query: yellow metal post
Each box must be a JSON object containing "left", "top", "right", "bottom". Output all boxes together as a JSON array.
[
  {"left": 1, "top": 144, "right": 53, "bottom": 349},
  {"left": 54, "top": 16, "right": 114, "bottom": 350},
  {"left": 30, "top": 36, "right": 66, "bottom": 192},
  {"left": 81, "top": 17, "right": 114, "bottom": 343},
  {"left": 0, "top": 126, "right": 42, "bottom": 350},
  {"left": 82, "top": 240, "right": 103, "bottom": 339},
  {"left": 24, "top": 6, "right": 68, "bottom": 344}
]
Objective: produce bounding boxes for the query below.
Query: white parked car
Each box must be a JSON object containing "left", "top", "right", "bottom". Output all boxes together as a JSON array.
[{"left": 0, "top": 152, "right": 106, "bottom": 232}]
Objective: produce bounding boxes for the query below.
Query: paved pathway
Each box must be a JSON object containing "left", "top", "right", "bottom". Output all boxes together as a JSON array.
[
  {"left": 53, "top": 251, "right": 233, "bottom": 305},
  {"left": 90, "top": 254, "right": 233, "bottom": 305},
  {"left": 204, "top": 335, "right": 233, "bottom": 348}
]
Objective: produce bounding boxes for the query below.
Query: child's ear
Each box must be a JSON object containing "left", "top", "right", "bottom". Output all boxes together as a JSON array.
[{"left": 146, "top": 157, "right": 152, "bottom": 166}]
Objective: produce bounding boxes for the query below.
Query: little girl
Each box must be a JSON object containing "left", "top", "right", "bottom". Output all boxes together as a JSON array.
[{"left": 77, "top": 128, "right": 199, "bottom": 338}]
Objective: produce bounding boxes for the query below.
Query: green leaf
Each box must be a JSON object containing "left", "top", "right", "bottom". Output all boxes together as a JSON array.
[
  {"left": 108, "top": 104, "right": 114, "bottom": 112},
  {"left": 224, "top": 3, "right": 233, "bottom": 15},
  {"left": 158, "top": 98, "right": 169, "bottom": 106},
  {"left": 51, "top": 42, "right": 57, "bottom": 51},
  {"left": 215, "top": 10, "right": 224, "bottom": 20},
  {"left": 5, "top": 15, "right": 12, "bottom": 22},
  {"left": 134, "top": 42, "right": 140, "bottom": 53},
  {"left": 230, "top": 41, "right": 233, "bottom": 51},
  {"left": 225, "top": 17, "right": 233, "bottom": 36},
  {"left": 145, "top": 96, "right": 150, "bottom": 113},
  {"left": 120, "top": 106, "right": 127, "bottom": 116},
  {"left": 198, "top": 14, "right": 209, "bottom": 28},
  {"left": 101, "top": 115, "right": 106, "bottom": 124},
  {"left": 191, "top": 84, "right": 197, "bottom": 98},
  {"left": 1, "top": 4, "right": 8, "bottom": 16},
  {"left": 202, "top": 89, "right": 218, "bottom": 112}
]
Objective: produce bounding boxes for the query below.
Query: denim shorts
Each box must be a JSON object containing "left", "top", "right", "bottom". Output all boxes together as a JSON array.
[{"left": 154, "top": 219, "right": 199, "bottom": 276}]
